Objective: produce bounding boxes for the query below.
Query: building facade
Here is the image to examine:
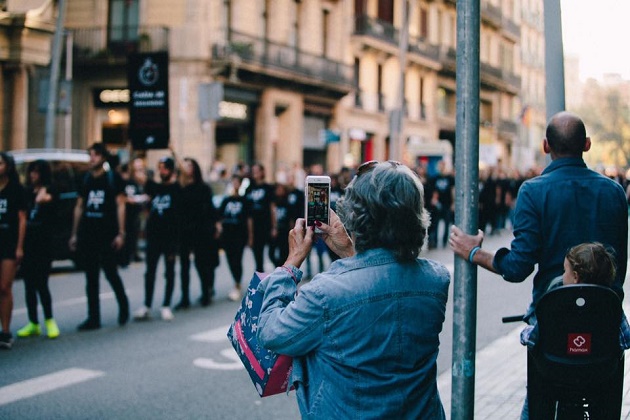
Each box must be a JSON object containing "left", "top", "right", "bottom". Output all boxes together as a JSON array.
[
  {"left": 517, "top": 0, "right": 546, "bottom": 171},
  {"left": 3, "top": 0, "right": 540, "bottom": 180}
]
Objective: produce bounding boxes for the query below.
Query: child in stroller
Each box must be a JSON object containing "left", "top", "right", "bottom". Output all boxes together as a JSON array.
[{"left": 520, "top": 242, "right": 630, "bottom": 350}]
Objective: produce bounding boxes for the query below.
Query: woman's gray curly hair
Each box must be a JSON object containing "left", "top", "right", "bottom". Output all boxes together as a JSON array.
[{"left": 336, "top": 162, "right": 430, "bottom": 261}]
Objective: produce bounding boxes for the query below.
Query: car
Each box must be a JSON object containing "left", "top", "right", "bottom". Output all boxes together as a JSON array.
[{"left": 11, "top": 149, "right": 90, "bottom": 264}]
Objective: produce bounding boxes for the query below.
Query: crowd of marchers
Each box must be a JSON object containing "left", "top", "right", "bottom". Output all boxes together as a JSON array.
[{"left": 1, "top": 142, "right": 629, "bottom": 349}]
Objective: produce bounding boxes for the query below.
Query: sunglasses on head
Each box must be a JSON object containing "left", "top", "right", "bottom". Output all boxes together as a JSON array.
[{"left": 356, "top": 160, "right": 402, "bottom": 177}]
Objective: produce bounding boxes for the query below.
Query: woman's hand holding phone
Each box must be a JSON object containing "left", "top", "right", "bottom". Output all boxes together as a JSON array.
[
  {"left": 316, "top": 209, "right": 355, "bottom": 259},
  {"left": 284, "top": 218, "right": 315, "bottom": 268}
]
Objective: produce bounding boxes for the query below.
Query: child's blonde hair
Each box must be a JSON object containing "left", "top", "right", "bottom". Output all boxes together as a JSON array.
[{"left": 566, "top": 242, "right": 616, "bottom": 286}]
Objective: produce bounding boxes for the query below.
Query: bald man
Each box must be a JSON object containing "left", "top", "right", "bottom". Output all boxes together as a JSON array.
[{"left": 450, "top": 111, "right": 627, "bottom": 318}]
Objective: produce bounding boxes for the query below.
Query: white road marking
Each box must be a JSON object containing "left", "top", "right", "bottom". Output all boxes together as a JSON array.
[
  {"left": 12, "top": 292, "right": 115, "bottom": 316},
  {"left": 193, "top": 348, "right": 243, "bottom": 370},
  {"left": 445, "top": 263, "right": 454, "bottom": 275},
  {"left": 191, "top": 326, "right": 244, "bottom": 370},
  {"left": 190, "top": 325, "right": 232, "bottom": 343},
  {"left": 0, "top": 368, "right": 105, "bottom": 406}
]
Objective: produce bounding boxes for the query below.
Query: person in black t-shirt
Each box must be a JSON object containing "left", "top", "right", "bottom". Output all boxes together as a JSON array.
[
  {"left": 0, "top": 152, "right": 27, "bottom": 349},
  {"left": 17, "top": 160, "right": 60, "bottom": 339},
  {"left": 268, "top": 183, "right": 291, "bottom": 268},
  {"left": 69, "top": 143, "right": 129, "bottom": 331},
  {"left": 133, "top": 157, "right": 181, "bottom": 321},
  {"left": 245, "top": 163, "right": 276, "bottom": 274},
  {"left": 117, "top": 163, "right": 147, "bottom": 267},
  {"left": 219, "top": 175, "right": 250, "bottom": 301},
  {"left": 430, "top": 160, "right": 455, "bottom": 248},
  {"left": 175, "top": 157, "right": 220, "bottom": 309},
  {"left": 286, "top": 174, "right": 305, "bottom": 228}
]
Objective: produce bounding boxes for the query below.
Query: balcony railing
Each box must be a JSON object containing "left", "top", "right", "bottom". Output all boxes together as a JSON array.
[
  {"left": 212, "top": 30, "right": 353, "bottom": 87},
  {"left": 354, "top": 15, "right": 441, "bottom": 63},
  {"left": 522, "top": 10, "right": 543, "bottom": 31},
  {"left": 481, "top": 2, "right": 502, "bottom": 28},
  {"left": 502, "top": 70, "right": 521, "bottom": 91},
  {"left": 439, "top": 46, "right": 457, "bottom": 72},
  {"left": 499, "top": 119, "right": 518, "bottom": 135},
  {"left": 354, "top": 15, "right": 396, "bottom": 44},
  {"left": 71, "top": 26, "right": 169, "bottom": 62},
  {"left": 502, "top": 17, "right": 521, "bottom": 40}
]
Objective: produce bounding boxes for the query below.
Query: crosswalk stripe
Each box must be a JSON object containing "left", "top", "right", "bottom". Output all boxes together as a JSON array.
[
  {"left": 0, "top": 368, "right": 105, "bottom": 406},
  {"left": 12, "top": 293, "right": 115, "bottom": 316},
  {"left": 190, "top": 325, "right": 232, "bottom": 343},
  {"left": 193, "top": 349, "right": 244, "bottom": 370}
]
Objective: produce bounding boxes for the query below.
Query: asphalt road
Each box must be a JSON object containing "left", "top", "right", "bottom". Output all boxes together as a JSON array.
[{"left": 0, "top": 230, "right": 531, "bottom": 419}]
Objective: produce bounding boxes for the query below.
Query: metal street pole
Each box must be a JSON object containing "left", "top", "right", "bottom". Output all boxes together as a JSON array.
[
  {"left": 64, "top": 30, "right": 73, "bottom": 150},
  {"left": 389, "top": 0, "right": 410, "bottom": 161},
  {"left": 451, "top": 0, "right": 480, "bottom": 418},
  {"left": 44, "top": 0, "right": 68, "bottom": 149},
  {"left": 544, "top": 0, "right": 565, "bottom": 119}
]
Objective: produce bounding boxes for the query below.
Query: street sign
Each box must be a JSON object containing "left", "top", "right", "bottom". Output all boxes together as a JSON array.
[{"left": 127, "top": 51, "right": 170, "bottom": 150}]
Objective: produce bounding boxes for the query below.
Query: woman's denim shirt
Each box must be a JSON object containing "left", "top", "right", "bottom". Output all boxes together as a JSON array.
[{"left": 257, "top": 248, "right": 451, "bottom": 419}]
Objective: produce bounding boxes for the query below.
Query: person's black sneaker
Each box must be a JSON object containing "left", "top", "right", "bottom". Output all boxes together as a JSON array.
[
  {"left": 77, "top": 319, "right": 101, "bottom": 331},
  {"left": 118, "top": 308, "right": 130, "bottom": 326},
  {"left": 0, "top": 332, "right": 13, "bottom": 349},
  {"left": 174, "top": 300, "right": 190, "bottom": 311},
  {"left": 199, "top": 295, "right": 211, "bottom": 307}
]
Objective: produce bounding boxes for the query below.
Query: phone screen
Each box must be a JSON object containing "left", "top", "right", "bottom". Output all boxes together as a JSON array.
[{"left": 306, "top": 182, "right": 330, "bottom": 228}]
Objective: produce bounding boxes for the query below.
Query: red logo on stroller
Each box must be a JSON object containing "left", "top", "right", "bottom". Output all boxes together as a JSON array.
[{"left": 567, "top": 333, "right": 591, "bottom": 355}]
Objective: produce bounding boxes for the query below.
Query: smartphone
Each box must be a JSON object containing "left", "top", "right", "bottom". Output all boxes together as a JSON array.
[{"left": 305, "top": 175, "right": 331, "bottom": 232}]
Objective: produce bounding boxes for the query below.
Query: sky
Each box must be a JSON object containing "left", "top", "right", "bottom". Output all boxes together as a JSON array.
[{"left": 561, "top": 0, "right": 630, "bottom": 81}]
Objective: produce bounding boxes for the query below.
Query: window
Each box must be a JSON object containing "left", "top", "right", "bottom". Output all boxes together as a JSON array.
[
  {"left": 420, "top": 7, "right": 428, "bottom": 39},
  {"left": 480, "top": 100, "right": 493, "bottom": 126},
  {"left": 377, "top": 64, "right": 384, "bottom": 112},
  {"left": 419, "top": 76, "right": 426, "bottom": 119},
  {"left": 108, "top": 0, "right": 140, "bottom": 47},
  {"left": 378, "top": 0, "right": 394, "bottom": 23},
  {"left": 500, "top": 42, "right": 514, "bottom": 73},
  {"left": 322, "top": 9, "right": 329, "bottom": 57},
  {"left": 437, "top": 88, "right": 455, "bottom": 117}
]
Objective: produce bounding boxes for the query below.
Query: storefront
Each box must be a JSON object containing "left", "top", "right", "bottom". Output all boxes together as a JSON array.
[{"left": 214, "top": 87, "right": 257, "bottom": 172}]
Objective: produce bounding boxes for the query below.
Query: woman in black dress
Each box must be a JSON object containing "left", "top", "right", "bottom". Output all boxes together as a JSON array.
[
  {"left": 17, "top": 159, "right": 60, "bottom": 339},
  {"left": 0, "top": 152, "right": 27, "bottom": 349}
]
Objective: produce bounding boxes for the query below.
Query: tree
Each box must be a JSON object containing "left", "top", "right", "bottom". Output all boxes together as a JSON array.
[{"left": 571, "top": 78, "right": 630, "bottom": 168}]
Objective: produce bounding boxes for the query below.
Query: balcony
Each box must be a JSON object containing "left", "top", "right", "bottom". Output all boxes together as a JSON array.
[
  {"left": 71, "top": 26, "right": 169, "bottom": 65},
  {"left": 502, "top": 70, "right": 521, "bottom": 91},
  {"left": 211, "top": 30, "right": 353, "bottom": 99},
  {"left": 522, "top": 10, "right": 544, "bottom": 31},
  {"left": 354, "top": 15, "right": 396, "bottom": 44},
  {"left": 353, "top": 15, "right": 441, "bottom": 65},
  {"left": 438, "top": 46, "right": 457, "bottom": 76},
  {"left": 481, "top": 2, "right": 502, "bottom": 28},
  {"left": 408, "top": 33, "right": 441, "bottom": 63},
  {"left": 502, "top": 17, "right": 521, "bottom": 41},
  {"left": 499, "top": 119, "right": 518, "bottom": 136},
  {"left": 479, "top": 62, "right": 520, "bottom": 94}
]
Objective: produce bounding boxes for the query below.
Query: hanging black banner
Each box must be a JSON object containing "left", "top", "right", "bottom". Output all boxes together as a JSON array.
[{"left": 127, "top": 51, "right": 170, "bottom": 150}]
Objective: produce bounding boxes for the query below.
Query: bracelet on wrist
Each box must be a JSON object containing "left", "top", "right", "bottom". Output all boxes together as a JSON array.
[
  {"left": 468, "top": 246, "right": 481, "bottom": 264},
  {"left": 280, "top": 265, "right": 299, "bottom": 285}
]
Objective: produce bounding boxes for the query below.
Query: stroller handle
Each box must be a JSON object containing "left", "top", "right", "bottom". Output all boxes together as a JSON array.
[{"left": 502, "top": 314, "right": 525, "bottom": 323}]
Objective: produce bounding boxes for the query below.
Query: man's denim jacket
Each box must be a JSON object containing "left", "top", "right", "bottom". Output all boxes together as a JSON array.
[
  {"left": 492, "top": 158, "right": 628, "bottom": 318},
  {"left": 257, "top": 248, "right": 450, "bottom": 419}
]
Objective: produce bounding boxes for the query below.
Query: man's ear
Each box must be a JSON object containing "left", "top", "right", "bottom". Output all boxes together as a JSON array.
[
  {"left": 584, "top": 137, "right": 592, "bottom": 152},
  {"left": 543, "top": 138, "right": 551, "bottom": 154}
]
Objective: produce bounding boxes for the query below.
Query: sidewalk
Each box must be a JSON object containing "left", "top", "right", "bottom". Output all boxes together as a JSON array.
[{"left": 437, "top": 303, "right": 630, "bottom": 419}]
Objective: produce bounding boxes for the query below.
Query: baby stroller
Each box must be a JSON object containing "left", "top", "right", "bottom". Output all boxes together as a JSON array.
[{"left": 507, "top": 284, "right": 625, "bottom": 419}]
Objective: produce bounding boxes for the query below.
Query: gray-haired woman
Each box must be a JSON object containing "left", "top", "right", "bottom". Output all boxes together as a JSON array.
[{"left": 257, "top": 161, "right": 451, "bottom": 419}]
